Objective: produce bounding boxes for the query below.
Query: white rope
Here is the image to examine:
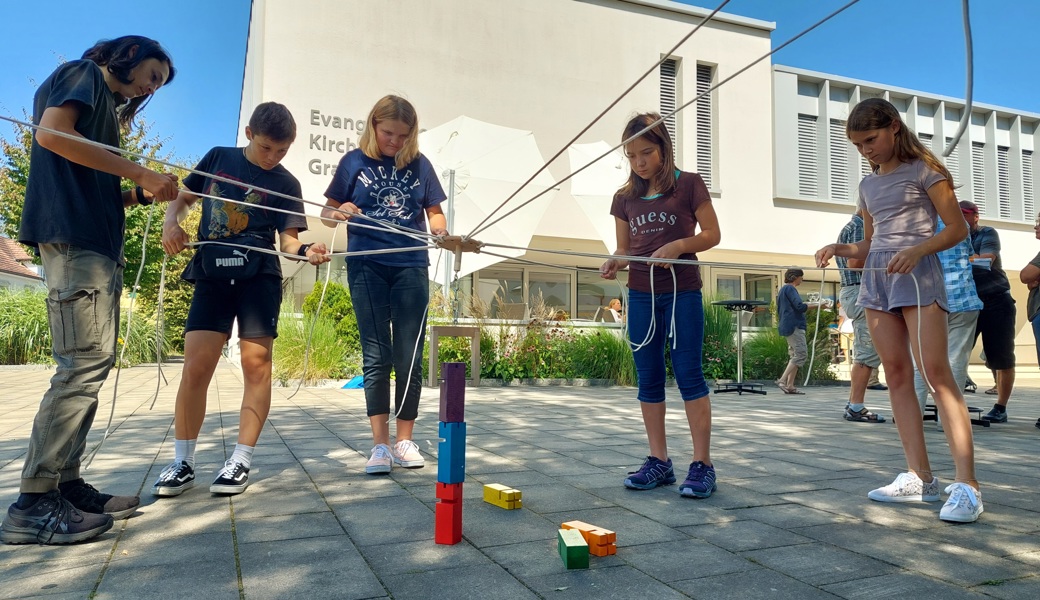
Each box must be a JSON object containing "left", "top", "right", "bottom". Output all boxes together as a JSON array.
[
  {"left": 83, "top": 199, "right": 159, "bottom": 468},
  {"left": 287, "top": 223, "right": 342, "bottom": 399}
]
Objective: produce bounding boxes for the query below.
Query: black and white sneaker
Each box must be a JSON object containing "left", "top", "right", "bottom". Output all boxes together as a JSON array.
[
  {"left": 152, "top": 461, "right": 196, "bottom": 497},
  {"left": 210, "top": 460, "right": 250, "bottom": 495}
]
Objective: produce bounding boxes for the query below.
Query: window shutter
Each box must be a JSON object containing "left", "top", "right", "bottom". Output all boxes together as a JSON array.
[
  {"left": 1024, "top": 150, "right": 1035, "bottom": 220},
  {"left": 696, "top": 64, "right": 713, "bottom": 188},
  {"left": 829, "top": 119, "right": 849, "bottom": 202},
  {"left": 972, "top": 142, "right": 987, "bottom": 213},
  {"left": 944, "top": 137, "right": 961, "bottom": 186},
  {"left": 660, "top": 59, "right": 678, "bottom": 154},
  {"left": 797, "top": 114, "right": 818, "bottom": 197},
  {"left": 997, "top": 146, "right": 1011, "bottom": 219}
]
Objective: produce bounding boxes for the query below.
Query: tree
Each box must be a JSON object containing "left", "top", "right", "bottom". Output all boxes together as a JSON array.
[{"left": 0, "top": 115, "right": 198, "bottom": 350}]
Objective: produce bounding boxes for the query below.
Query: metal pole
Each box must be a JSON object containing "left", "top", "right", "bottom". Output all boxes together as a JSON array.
[{"left": 444, "top": 170, "right": 456, "bottom": 313}]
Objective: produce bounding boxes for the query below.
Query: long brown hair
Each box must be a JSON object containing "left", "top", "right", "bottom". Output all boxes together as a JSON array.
[
  {"left": 846, "top": 98, "right": 953, "bottom": 184},
  {"left": 81, "top": 35, "right": 176, "bottom": 129},
  {"left": 617, "top": 113, "right": 677, "bottom": 200},
  {"left": 358, "top": 95, "right": 420, "bottom": 169}
]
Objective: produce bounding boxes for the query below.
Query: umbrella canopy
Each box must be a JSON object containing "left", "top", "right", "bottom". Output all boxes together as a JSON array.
[
  {"left": 560, "top": 141, "right": 629, "bottom": 254},
  {"left": 420, "top": 116, "right": 557, "bottom": 282}
]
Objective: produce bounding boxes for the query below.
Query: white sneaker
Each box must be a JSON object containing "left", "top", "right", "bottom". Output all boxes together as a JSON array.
[
  {"left": 940, "top": 482, "right": 983, "bottom": 523},
  {"left": 365, "top": 444, "right": 393, "bottom": 474},
  {"left": 392, "top": 439, "right": 425, "bottom": 468},
  {"left": 867, "top": 472, "right": 940, "bottom": 502}
]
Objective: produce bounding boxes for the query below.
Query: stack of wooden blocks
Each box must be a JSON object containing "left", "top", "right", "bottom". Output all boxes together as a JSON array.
[
  {"left": 557, "top": 520, "right": 617, "bottom": 569},
  {"left": 435, "top": 363, "right": 466, "bottom": 545}
]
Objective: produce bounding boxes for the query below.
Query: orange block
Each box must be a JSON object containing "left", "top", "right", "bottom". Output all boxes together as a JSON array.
[{"left": 561, "top": 520, "right": 616, "bottom": 555}]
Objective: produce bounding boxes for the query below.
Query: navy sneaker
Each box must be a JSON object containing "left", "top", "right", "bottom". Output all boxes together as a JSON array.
[
  {"left": 153, "top": 461, "right": 196, "bottom": 497},
  {"left": 678, "top": 461, "right": 717, "bottom": 498},
  {"left": 210, "top": 460, "right": 249, "bottom": 495},
  {"left": 59, "top": 479, "right": 139, "bottom": 520},
  {"left": 982, "top": 406, "right": 1008, "bottom": 423},
  {"left": 624, "top": 456, "right": 675, "bottom": 490},
  {"left": 1, "top": 490, "right": 113, "bottom": 545}
]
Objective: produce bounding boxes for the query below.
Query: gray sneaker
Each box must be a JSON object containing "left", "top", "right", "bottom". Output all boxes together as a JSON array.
[
  {"left": 867, "top": 472, "right": 940, "bottom": 502},
  {"left": 1, "top": 491, "right": 113, "bottom": 545}
]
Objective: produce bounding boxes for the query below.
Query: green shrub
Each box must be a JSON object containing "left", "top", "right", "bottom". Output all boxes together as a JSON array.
[
  {"left": 117, "top": 307, "right": 172, "bottom": 367},
  {"left": 744, "top": 316, "right": 837, "bottom": 383},
  {"left": 302, "top": 281, "right": 360, "bottom": 355},
  {"left": 0, "top": 288, "right": 51, "bottom": 364},
  {"left": 701, "top": 294, "right": 737, "bottom": 380},
  {"left": 273, "top": 302, "right": 358, "bottom": 385}
]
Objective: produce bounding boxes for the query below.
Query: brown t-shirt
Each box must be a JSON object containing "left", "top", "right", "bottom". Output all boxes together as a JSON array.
[{"left": 610, "top": 171, "right": 711, "bottom": 293}]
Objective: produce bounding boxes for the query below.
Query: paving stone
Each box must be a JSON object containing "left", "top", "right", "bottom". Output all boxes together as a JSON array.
[
  {"left": 681, "top": 519, "right": 815, "bottom": 552},
  {"left": 238, "top": 536, "right": 384, "bottom": 600},
  {"left": 671, "top": 567, "right": 842, "bottom": 599},
  {"left": 382, "top": 563, "right": 537, "bottom": 600},
  {"left": 821, "top": 572, "right": 999, "bottom": 599},
  {"left": 742, "top": 541, "right": 900, "bottom": 585}
]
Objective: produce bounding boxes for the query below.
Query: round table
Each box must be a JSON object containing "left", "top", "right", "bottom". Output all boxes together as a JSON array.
[{"left": 711, "top": 299, "right": 769, "bottom": 395}]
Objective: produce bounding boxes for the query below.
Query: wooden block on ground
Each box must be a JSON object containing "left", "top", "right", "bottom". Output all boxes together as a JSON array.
[
  {"left": 561, "top": 520, "right": 616, "bottom": 555},
  {"left": 436, "top": 482, "right": 463, "bottom": 502},
  {"left": 483, "top": 483, "right": 522, "bottom": 509},
  {"left": 435, "top": 498, "right": 463, "bottom": 545},
  {"left": 557, "top": 528, "right": 589, "bottom": 569}
]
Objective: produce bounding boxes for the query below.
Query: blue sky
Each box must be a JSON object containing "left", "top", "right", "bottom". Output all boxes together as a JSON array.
[{"left": 1, "top": 0, "right": 1036, "bottom": 162}]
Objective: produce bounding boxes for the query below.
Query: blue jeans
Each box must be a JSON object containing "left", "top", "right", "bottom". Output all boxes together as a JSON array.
[
  {"left": 347, "top": 259, "right": 429, "bottom": 419},
  {"left": 627, "top": 289, "right": 709, "bottom": 403},
  {"left": 1032, "top": 312, "right": 1040, "bottom": 364},
  {"left": 21, "top": 244, "right": 122, "bottom": 492}
]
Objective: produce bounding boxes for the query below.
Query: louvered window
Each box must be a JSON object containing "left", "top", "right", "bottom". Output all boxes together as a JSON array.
[
  {"left": 660, "top": 59, "right": 678, "bottom": 155},
  {"left": 829, "top": 119, "right": 849, "bottom": 201},
  {"left": 972, "top": 142, "right": 987, "bottom": 213},
  {"left": 944, "top": 137, "right": 961, "bottom": 187},
  {"left": 797, "top": 114, "right": 818, "bottom": 197},
  {"left": 1024, "top": 150, "right": 1035, "bottom": 220},
  {"left": 997, "top": 146, "right": 1011, "bottom": 219},
  {"left": 861, "top": 156, "right": 873, "bottom": 178},
  {"left": 918, "top": 132, "right": 932, "bottom": 149},
  {"left": 696, "top": 64, "right": 713, "bottom": 188}
]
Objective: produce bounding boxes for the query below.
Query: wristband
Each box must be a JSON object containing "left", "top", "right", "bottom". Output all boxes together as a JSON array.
[
  {"left": 136, "top": 186, "right": 152, "bottom": 205},
  {"left": 297, "top": 243, "right": 312, "bottom": 257}
]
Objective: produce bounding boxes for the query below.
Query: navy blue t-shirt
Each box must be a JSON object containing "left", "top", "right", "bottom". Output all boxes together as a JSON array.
[
  {"left": 324, "top": 149, "right": 445, "bottom": 267},
  {"left": 19, "top": 60, "right": 124, "bottom": 263},
  {"left": 181, "top": 146, "right": 307, "bottom": 282}
]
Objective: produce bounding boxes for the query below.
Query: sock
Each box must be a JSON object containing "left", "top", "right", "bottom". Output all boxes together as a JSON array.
[
  {"left": 991, "top": 404, "right": 1006, "bottom": 414},
  {"left": 849, "top": 403, "right": 865, "bottom": 412},
  {"left": 230, "top": 444, "right": 254, "bottom": 469},
  {"left": 175, "top": 439, "right": 197, "bottom": 469},
  {"left": 15, "top": 492, "right": 45, "bottom": 509}
]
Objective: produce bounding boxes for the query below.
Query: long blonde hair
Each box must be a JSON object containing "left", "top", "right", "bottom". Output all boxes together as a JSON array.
[
  {"left": 358, "top": 95, "right": 420, "bottom": 169},
  {"left": 847, "top": 98, "right": 954, "bottom": 184}
]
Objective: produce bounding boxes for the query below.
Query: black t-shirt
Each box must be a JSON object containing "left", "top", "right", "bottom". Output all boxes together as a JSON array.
[
  {"left": 181, "top": 146, "right": 307, "bottom": 282},
  {"left": 18, "top": 60, "right": 124, "bottom": 263}
]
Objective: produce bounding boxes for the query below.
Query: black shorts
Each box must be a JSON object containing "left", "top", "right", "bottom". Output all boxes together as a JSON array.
[
  {"left": 975, "top": 292, "right": 1016, "bottom": 370},
  {"left": 184, "top": 275, "right": 282, "bottom": 339}
]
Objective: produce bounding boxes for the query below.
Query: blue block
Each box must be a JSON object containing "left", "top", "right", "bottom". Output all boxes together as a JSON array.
[{"left": 437, "top": 421, "right": 466, "bottom": 484}]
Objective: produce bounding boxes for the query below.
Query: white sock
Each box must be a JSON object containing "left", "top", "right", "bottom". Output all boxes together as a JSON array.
[
  {"left": 175, "top": 439, "right": 197, "bottom": 468},
  {"left": 230, "top": 444, "right": 254, "bottom": 469}
]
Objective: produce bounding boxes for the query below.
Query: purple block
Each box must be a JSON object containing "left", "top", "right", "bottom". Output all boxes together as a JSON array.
[{"left": 439, "top": 362, "right": 466, "bottom": 423}]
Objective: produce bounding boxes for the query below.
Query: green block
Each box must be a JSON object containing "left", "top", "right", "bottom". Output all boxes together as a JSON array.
[{"left": 557, "top": 528, "right": 589, "bottom": 569}]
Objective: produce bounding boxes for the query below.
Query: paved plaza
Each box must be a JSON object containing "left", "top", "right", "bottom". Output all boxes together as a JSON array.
[{"left": 0, "top": 362, "right": 1038, "bottom": 599}]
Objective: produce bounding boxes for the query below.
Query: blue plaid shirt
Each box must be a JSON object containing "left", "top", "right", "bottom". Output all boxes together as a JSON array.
[
  {"left": 836, "top": 214, "right": 864, "bottom": 287},
  {"left": 937, "top": 218, "right": 983, "bottom": 313}
]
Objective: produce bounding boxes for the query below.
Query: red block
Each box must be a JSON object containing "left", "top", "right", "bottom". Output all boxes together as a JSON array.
[
  {"left": 435, "top": 500, "right": 462, "bottom": 545},
  {"left": 436, "top": 482, "right": 463, "bottom": 502},
  {"left": 439, "top": 362, "right": 466, "bottom": 423}
]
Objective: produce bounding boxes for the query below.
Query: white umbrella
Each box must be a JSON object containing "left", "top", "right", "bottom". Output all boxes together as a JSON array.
[
  {"left": 420, "top": 116, "right": 557, "bottom": 283},
  {"left": 559, "top": 141, "right": 629, "bottom": 254}
]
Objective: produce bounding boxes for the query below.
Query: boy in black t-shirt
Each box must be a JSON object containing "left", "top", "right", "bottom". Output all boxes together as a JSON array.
[
  {"left": 154, "top": 103, "right": 329, "bottom": 498},
  {"left": 2, "top": 36, "right": 178, "bottom": 546}
]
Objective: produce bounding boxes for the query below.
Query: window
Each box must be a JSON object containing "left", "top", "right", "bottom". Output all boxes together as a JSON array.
[
  {"left": 997, "top": 146, "right": 1011, "bottom": 219},
  {"left": 972, "top": 142, "right": 987, "bottom": 213},
  {"left": 797, "top": 114, "right": 818, "bottom": 197},
  {"left": 1025, "top": 150, "right": 1035, "bottom": 220},
  {"left": 660, "top": 59, "right": 678, "bottom": 155},
  {"left": 528, "top": 271, "right": 572, "bottom": 320},
  {"left": 918, "top": 132, "right": 933, "bottom": 150},
  {"left": 696, "top": 64, "right": 714, "bottom": 188},
  {"left": 713, "top": 272, "right": 775, "bottom": 328},
  {"left": 576, "top": 270, "right": 627, "bottom": 322},
  {"left": 830, "top": 119, "right": 849, "bottom": 202},
  {"left": 477, "top": 268, "right": 524, "bottom": 319}
]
